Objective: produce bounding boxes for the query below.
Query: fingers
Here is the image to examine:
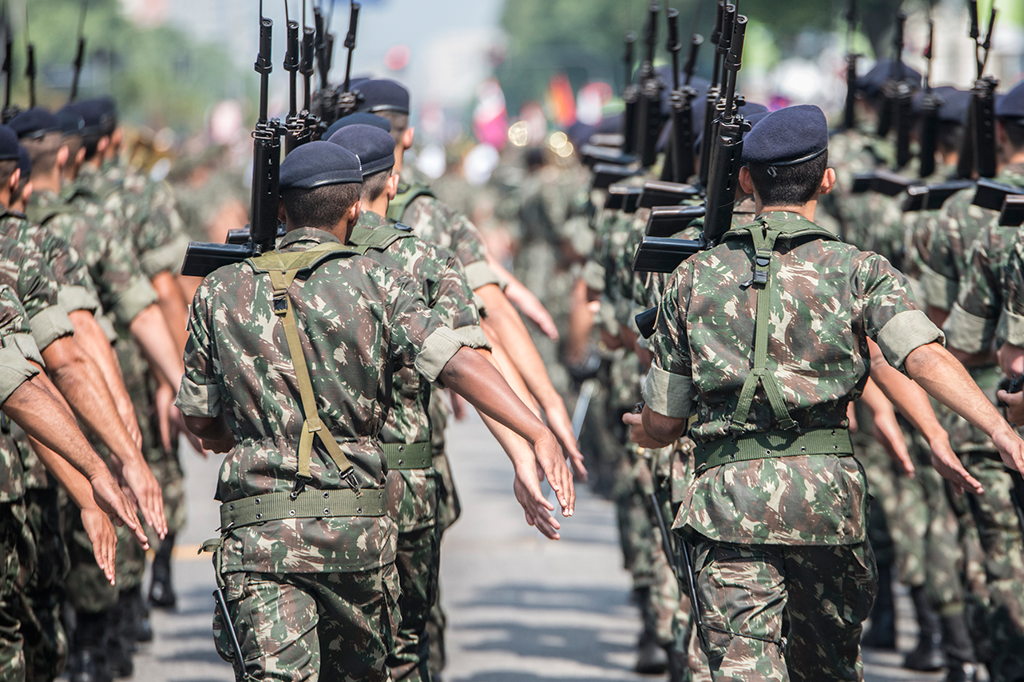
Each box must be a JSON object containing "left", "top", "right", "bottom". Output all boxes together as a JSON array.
[
  {"left": 513, "top": 474, "right": 560, "bottom": 540},
  {"left": 569, "top": 451, "right": 589, "bottom": 482},
  {"left": 930, "top": 450, "right": 984, "bottom": 496},
  {"left": 82, "top": 510, "right": 118, "bottom": 585},
  {"left": 622, "top": 412, "right": 643, "bottom": 427},
  {"left": 158, "top": 404, "right": 172, "bottom": 453},
  {"left": 98, "top": 480, "right": 150, "bottom": 550}
]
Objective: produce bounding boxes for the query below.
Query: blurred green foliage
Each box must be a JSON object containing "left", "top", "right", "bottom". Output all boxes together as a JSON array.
[
  {"left": 5, "top": 0, "right": 248, "bottom": 132},
  {"left": 498, "top": 0, "right": 909, "bottom": 114}
]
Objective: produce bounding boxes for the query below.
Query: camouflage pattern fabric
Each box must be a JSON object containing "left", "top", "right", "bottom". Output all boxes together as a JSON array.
[
  {"left": 0, "top": 285, "right": 42, "bottom": 504},
  {"left": 394, "top": 182, "right": 490, "bottom": 271},
  {"left": 0, "top": 501, "right": 28, "bottom": 682},
  {"left": 693, "top": 539, "right": 876, "bottom": 682},
  {"left": 213, "top": 563, "right": 400, "bottom": 682}
]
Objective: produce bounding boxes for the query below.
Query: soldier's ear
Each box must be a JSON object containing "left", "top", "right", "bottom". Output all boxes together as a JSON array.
[
  {"left": 57, "top": 145, "right": 70, "bottom": 169},
  {"left": 819, "top": 168, "right": 837, "bottom": 196},
  {"left": 402, "top": 127, "right": 415, "bottom": 151},
  {"left": 8, "top": 168, "right": 19, "bottom": 194},
  {"left": 386, "top": 171, "right": 400, "bottom": 201},
  {"left": 75, "top": 147, "right": 86, "bottom": 167},
  {"left": 278, "top": 198, "right": 286, "bottom": 223},
  {"left": 738, "top": 166, "right": 755, "bottom": 195}
]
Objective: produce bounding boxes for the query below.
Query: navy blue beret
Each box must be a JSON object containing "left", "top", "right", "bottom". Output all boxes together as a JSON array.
[
  {"left": 16, "top": 145, "right": 30, "bottom": 179},
  {"left": 355, "top": 79, "right": 410, "bottom": 115},
  {"left": 75, "top": 97, "right": 118, "bottom": 137},
  {"left": 857, "top": 59, "right": 922, "bottom": 97},
  {"left": 9, "top": 108, "right": 60, "bottom": 140},
  {"left": 280, "top": 141, "right": 363, "bottom": 190},
  {"left": 913, "top": 86, "right": 971, "bottom": 124},
  {"left": 741, "top": 104, "right": 828, "bottom": 167},
  {"left": 55, "top": 105, "right": 86, "bottom": 136},
  {"left": 324, "top": 112, "right": 392, "bottom": 141},
  {"left": 328, "top": 124, "right": 396, "bottom": 177},
  {"left": 996, "top": 80, "right": 1024, "bottom": 121},
  {"left": 0, "top": 125, "right": 20, "bottom": 161},
  {"left": 690, "top": 102, "right": 769, "bottom": 154}
]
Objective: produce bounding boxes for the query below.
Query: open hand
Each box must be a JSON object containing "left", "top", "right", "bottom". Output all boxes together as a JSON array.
[
  {"left": 531, "top": 431, "right": 575, "bottom": 516},
  {"left": 81, "top": 507, "right": 118, "bottom": 585},
  {"left": 513, "top": 472, "right": 561, "bottom": 540},
  {"left": 927, "top": 436, "right": 984, "bottom": 496},
  {"left": 89, "top": 469, "right": 150, "bottom": 550}
]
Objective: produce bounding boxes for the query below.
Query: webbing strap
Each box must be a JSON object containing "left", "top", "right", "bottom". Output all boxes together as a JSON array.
[
  {"left": 730, "top": 226, "right": 797, "bottom": 432},
  {"left": 381, "top": 441, "right": 432, "bottom": 470},
  {"left": 220, "top": 488, "right": 386, "bottom": 530},
  {"left": 694, "top": 427, "right": 854, "bottom": 474}
]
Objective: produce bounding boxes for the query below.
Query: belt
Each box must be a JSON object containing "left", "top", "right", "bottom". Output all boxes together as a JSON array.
[
  {"left": 694, "top": 427, "right": 853, "bottom": 474},
  {"left": 220, "top": 488, "right": 386, "bottom": 530},
  {"left": 381, "top": 442, "right": 431, "bottom": 470}
]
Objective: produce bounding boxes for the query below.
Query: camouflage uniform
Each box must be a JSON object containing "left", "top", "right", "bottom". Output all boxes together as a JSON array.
[
  {"left": 348, "top": 210, "right": 486, "bottom": 682},
  {"left": 176, "top": 227, "right": 474, "bottom": 682},
  {"left": 648, "top": 211, "right": 942, "bottom": 679},
  {"left": 937, "top": 166, "right": 1024, "bottom": 682}
]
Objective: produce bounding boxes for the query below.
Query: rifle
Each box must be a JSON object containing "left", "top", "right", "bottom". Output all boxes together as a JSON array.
[
  {"left": 622, "top": 32, "right": 639, "bottom": 156},
  {"left": 69, "top": 0, "right": 88, "bottom": 103},
  {"left": 634, "top": 2, "right": 664, "bottom": 168},
  {"left": 662, "top": 8, "right": 702, "bottom": 183},
  {"left": 298, "top": 0, "right": 322, "bottom": 141},
  {"left": 337, "top": 1, "right": 360, "bottom": 117},
  {"left": 180, "top": 2, "right": 282, "bottom": 278},
  {"left": 917, "top": 18, "right": 941, "bottom": 179},
  {"left": 1, "top": 2, "right": 16, "bottom": 123},
  {"left": 283, "top": 2, "right": 302, "bottom": 154},
  {"left": 698, "top": 1, "right": 729, "bottom": 189},
  {"left": 631, "top": 11, "right": 750, "bottom": 279},
  {"left": 842, "top": 0, "right": 860, "bottom": 131},
  {"left": 310, "top": 2, "right": 359, "bottom": 127},
  {"left": 876, "top": 10, "right": 906, "bottom": 139},
  {"left": 958, "top": 0, "right": 998, "bottom": 181},
  {"left": 24, "top": 5, "right": 34, "bottom": 109}
]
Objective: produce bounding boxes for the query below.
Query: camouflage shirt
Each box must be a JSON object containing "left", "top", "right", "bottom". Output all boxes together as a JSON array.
[
  {"left": 39, "top": 185, "right": 159, "bottom": 328},
  {"left": 1000, "top": 233, "right": 1024, "bottom": 345},
  {"left": 0, "top": 284, "right": 44, "bottom": 503},
  {"left": 176, "top": 227, "right": 471, "bottom": 573},
  {"left": 646, "top": 211, "right": 941, "bottom": 545}
]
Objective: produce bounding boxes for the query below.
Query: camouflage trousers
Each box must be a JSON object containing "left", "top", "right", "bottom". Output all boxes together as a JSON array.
[
  {"left": 389, "top": 468, "right": 441, "bottom": 682},
  {"left": 425, "top": 398, "right": 458, "bottom": 678},
  {"left": 960, "top": 452, "right": 1024, "bottom": 682},
  {"left": 692, "top": 539, "right": 877, "bottom": 682},
  {"left": 20, "top": 488, "right": 69, "bottom": 682},
  {"left": 0, "top": 501, "right": 27, "bottom": 682},
  {"left": 145, "top": 439, "right": 186, "bottom": 540},
  {"left": 214, "top": 564, "right": 401, "bottom": 682}
]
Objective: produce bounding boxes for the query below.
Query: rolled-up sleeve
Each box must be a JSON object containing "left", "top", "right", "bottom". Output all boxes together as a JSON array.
[
  {"left": 57, "top": 285, "right": 100, "bottom": 315},
  {"left": 643, "top": 364, "right": 694, "bottom": 419},
  {"left": 0, "top": 338, "right": 41, "bottom": 405},
  {"left": 877, "top": 309, "right": 945, "bottom": 370},
  {"left": 463, "top": 261, "right": 502, "bottom": 291},
  {"left": 415, "top": 327, "right": 470, "bottom": 383},
  {"left": 28, "top": 305, "right": 75, "bottom": 352}
]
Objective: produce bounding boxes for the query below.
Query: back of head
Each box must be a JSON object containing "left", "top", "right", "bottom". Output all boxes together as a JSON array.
[
  {"left": 328, "top": 124, "right": 396, "bottom": 203},
  {"left": 355, "top": 79, "right": 411, "bottom": 146},
  {"left": 279, "top": 140, "right": 363, "bottom": 230},
  {"left": 0, "top": 125, "right": 23, "bottom": 190},
  {"left": 741, "top": 104, "right": 829, "bottom": 207},
  {"left": 74, "top": 97, "right": 118, "bottom": 160},
  {"left": 11, "top": 108, "right": 64, "bottom": 176}
]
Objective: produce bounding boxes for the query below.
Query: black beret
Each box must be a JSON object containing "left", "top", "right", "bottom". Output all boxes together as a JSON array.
[
  {"left": 55, "top": 105, "right": 86, "bottom": 136},
  {"left": 9, "top": 108, "right": 60, "bottom": 140},
  {"left": 0, "top": 125, "right": 20, "bottom": 161},
  {"left": 74, "top": 97, "right": 117, "bottom": 137},
  {"left": 741, "top": 104, "right": 828, "bottom": 167},
  {"left": 355, "top": 79, "right": 410, "bottom": 115},
  {"left": 857, "top": 59, "right": 922, "bottom": 98},
  {"left": 328, "top": 124, "right": 396, "bottom": 177},
  {"left": 996, "top": 80, "right": 1024, "bottom": 121},
  {"left": 280, "top": 140, "right": 362, "bottom": 190},
  {"left": 16, "top": 145, "right": 30, "bottom": 179},
  {"left": 913, "top": 86, "right": 971, "bottom": 124},
  {"left": 324, "top": 112, "right": 392, "bottom": 141}
]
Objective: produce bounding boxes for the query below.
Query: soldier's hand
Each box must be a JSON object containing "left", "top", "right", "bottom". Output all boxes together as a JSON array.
[
  {"left": 622, "top": 412, "right": 667, "bottom": 450},
  {"left": 532, "top": 430, "right": 575, "bottom": 516},
  {"left": 155, "top": 381, "right": 177, "bottom": 453},
  {"left": 545, "top": 406, "right": 588, "bottom": 482},
  {"left": 998, "top": 389, "right": 1024, "bottom": 431},
  {"left": 505, "top": 279, "right": 560, "bottom": 341},
  {"left": 989, "top": 418, "right": 1024, "bottom": 475},
  {"left": 120, "top": 459, "right": 168, "bottom": 540},
  {"left": 89, "top": 469, "right": 150, "bottom": 550},
  {"left": 512, "top": 472, "right": 561, "bottom": 540},
  {"left": 927, "top": 435, "right": 984, "bottom": 495},
  {"left": 81, "top": 507, "right": 118, "bottom": 585},
  {"left": 871, "top": 407, "right": 915, "bottom": 478}
]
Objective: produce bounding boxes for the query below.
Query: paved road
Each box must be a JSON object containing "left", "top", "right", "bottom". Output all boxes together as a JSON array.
[{"left": 123, "top": 414, "right": 947, "bottom": 681}]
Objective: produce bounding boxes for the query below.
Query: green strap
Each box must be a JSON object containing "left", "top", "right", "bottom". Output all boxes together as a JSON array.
[
  {"left": 694, "top": 427, "right": 854, "bottom": 474},
  {"left": 248, "top": 246, "right": 361, "bottom": 486},
  {"left": 220, "top": 488, "right": 386, "bottom": 530},
  {"left": 381, "top": 441, "right": 432, "bottom": 470},
  {"left": 730, "top": 226, "right": 797, "bottom": 432},
  {"left": 386, "top": 183, "right": 436, "bottom": 223},
  {"left": 348, "top": 224, "right": 415, "bottom": 252}
]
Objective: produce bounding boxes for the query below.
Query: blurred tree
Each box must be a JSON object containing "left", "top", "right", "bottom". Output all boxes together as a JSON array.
[
  {"left": 5, "top": 0, "right": 248, "bottom": 133},
  {"left": 499, "top": 0, "right": 911, "bottom": 115}
]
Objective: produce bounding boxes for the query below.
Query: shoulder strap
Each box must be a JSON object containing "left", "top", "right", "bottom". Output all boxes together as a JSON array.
[
  {"left": 729, "top": 225, "right": 798, "bottom": 433},
  {"left": 348, "top": 224, "right": 416, "bottom": 252},
  {"left": 248, "top": 244, "right": 362, "bottom": 492},
  {"left": 386, "top": 182, "right": 436, "bottom": 223}
]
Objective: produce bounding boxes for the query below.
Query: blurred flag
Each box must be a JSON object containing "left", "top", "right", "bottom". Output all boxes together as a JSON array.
[
  {"left": 546, "top": 73, "right": 576, "bottom": 128},
  {"left": 473, "top": 78, "right": 509, "bottom": 149}
]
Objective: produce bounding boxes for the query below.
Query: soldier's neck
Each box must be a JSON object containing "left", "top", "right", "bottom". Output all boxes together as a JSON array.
[
  {"left": 754, "top": 199, "right": 818, "bottom": 223},
  {"left": 30, "top": 169, "right": 61, "bottom": 195},
  {"left": 363, "top": 193, "right": 389, "bottom": 217}
]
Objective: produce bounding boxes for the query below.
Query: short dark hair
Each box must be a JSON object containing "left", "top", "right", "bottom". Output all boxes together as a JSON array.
[
  {"left": 375, "top": 111, "right": 408, "bottom": 146},
  {"left": 282, "top": 181, "right": 361, "bottom": 229},
  {"left": 937, "top": 122, "right": 963, "bottom": 155},
  {"left": 746, "top": 151, "right": 829, "bottom": 207},
  {"left": 82, "top": 133, "right": 104, "bottom": 161},
  {"left": 21, "top": 132, "right": 63, "bottom": 175},
  {"left": 1003, "top": 119, "right": 1024, "bottom": 151},
  {"left": 0, "top": 159, "right": 18, "bottom": 189},
  {"left": 361, "top": 168, "right": 393, "bottom": 203}
]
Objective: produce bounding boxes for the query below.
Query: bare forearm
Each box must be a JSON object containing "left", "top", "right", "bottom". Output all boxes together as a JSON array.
[
  {"left": 868, "top": 341, "right": 947, "bottom": 444},
  {"left": 152, "top": 270, "right": 190, "bottom": 352},
  {"left": 28, "top": 437, "right": 102, "bottom": 511},
  {"left": 69, "top": 311, "right": 135, "bottom": 416},
  {"left": 129, "top": 304, "right": 185, "bottom": 388},
  {"left": 481, "top": 320, "right": 541, "bottom": 416},
  {"left": 905, "top": 343, "right": 1010, "bottom": 440}
]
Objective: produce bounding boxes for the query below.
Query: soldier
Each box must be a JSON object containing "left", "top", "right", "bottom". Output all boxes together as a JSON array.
[
  {"left": 176, "top": 141, "right": 574, "bottom": 682},
  {"left": 936, "top": 80, "right": 1024, "bottom": 682},
  {"left": 624, "top": 104, "right": 1022, "bottom": 680}
]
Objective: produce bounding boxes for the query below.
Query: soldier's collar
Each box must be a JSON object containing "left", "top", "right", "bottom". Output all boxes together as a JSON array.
[
  {"left": 355, "top": 209, "right": 389, "bottom": 230},
  {"left": 279, "top": 227, "right": 342, "bottom": 249}
]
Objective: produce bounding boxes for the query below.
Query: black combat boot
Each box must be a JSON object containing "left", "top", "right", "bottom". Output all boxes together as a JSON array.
[
  {"left": 861, "top": 564, "right": 896, "bottom": 649},
  {"left": 941, "top": 612, "right": 979, "bottom": 682},
  {"left": 106, "top": 592, "right": 134, "bottom": 678},
  {"left": 904, "top": 586, "right": 945, "bottom": 670},
  {"left": 148, "top": 531, "right": 177, "bottom": 608},
  {"left": 633, "top": 588, "right": 668, "bottom": 675},
  {"left": 68, "top": 610, "right": 112, "bottom": 682},
  {"left": 666, "top": 643, "right": 688, "bottom": 682}
]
